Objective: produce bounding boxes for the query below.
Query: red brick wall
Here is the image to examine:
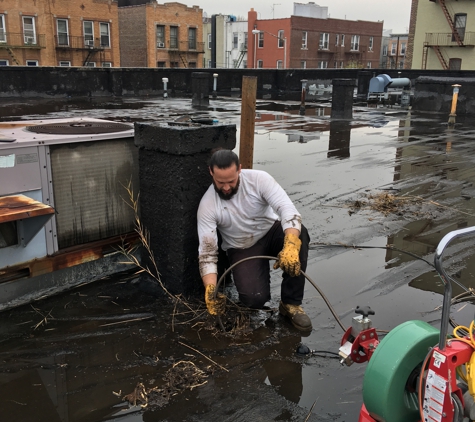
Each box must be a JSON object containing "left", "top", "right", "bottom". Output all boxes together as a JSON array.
[
  {"left": 0, "top": 0, "right": 121, "bottom": 67},
  {"left": 119, "top": 2, "right": 203, "bottom": 68},
  {"left": 406, "top": 0, "right": 419, "bottom": 69},
  {"left": 289, "top": 16, "right": 383, "bottom": 69}
]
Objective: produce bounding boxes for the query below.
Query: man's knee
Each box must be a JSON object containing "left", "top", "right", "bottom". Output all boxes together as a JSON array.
[{"left": 239, "top": 292, "right": 268, "bottom": 309}]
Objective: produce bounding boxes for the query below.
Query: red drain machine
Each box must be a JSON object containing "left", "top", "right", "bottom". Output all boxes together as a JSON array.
[{"left": 338, "top": 227, "right": 475, "bottom": 422}]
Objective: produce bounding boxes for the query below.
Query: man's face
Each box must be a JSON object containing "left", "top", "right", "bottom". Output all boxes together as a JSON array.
[{"left": 210, "top": 164, "right": 241, "bottom": 200}]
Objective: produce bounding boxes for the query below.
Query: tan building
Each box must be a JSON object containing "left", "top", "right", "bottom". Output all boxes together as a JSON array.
[
  {"left": 0, "top": 0, "right": 120, "bottom": 67},
  {"left": 408, "top": 0, "right": 475, "bottom": 70},
  {"left": 118, "top": 1, "right": 204, "bottom": 68},
  {"left": 382, "top": 33, "right": 409, "bottom": 69}
]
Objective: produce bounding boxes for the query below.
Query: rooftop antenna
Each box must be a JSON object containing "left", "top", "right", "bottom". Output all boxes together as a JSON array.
[{"left": 272, "top": 3, "right": 281, "bottom": 19}]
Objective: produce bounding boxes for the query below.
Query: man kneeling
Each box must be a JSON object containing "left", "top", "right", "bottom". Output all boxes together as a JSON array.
[{"left": 197, "top": 149, "right": 312, "bottom": 331}]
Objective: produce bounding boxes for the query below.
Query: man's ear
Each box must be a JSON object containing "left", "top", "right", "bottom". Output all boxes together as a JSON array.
[
  {"left": 238, "top": 164, "right": 242, "bottom": 173},
  {"left": 209, "top": 166, "right": 214, "bottom": 176}
]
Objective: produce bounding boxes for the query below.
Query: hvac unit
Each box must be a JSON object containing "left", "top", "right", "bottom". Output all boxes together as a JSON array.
[
  {"left": 157, "top": 42, "right": 165, "bottom": 48},
  {"left": 0, "top": 118, "right": 139, "bottom": 310},
  {"left": 86, "top": 40, "right": 95, "bottom": 47},
  {"left": 24, "top": 36, "right": 35, "bottom": 44}
]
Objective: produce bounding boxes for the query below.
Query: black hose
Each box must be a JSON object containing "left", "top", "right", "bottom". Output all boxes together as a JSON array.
[{"left": 214, "top": 255, "right": 347, "bottom": 333}]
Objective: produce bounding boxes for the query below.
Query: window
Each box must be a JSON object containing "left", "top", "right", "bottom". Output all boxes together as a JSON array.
[
  {"left": 207, "top": 59, "right": 212, "bottom": 68},
  {"left": 188, "top": 62, "right": 196, "bottom": 68},
  {"left": 398, "top": 60, "right": 404, "bottom": 69},
  {"left": 84, "top": 21, "right": 94, "bottom": 46},
  {"left": 233, "top": 32, "right": 238, "bottom": 49},
  {"left": 350, "top": 35, "right": 359, "bottom": 51},
  {"left": 170, "top": 26, "right": 178, "bottom": 49},
  {"left": 102, "top": 62, "right": 112, "bottom": 67},
  {"left": 367, "top": 62, "right": 372, "bottom": 68},
  {"left": 400, "top": 42, "right": 406, "bottom": 55},
  {"left": 208, "top": 34, "right": 212, "bottom": 49},
  {"left": 335, "top": 34, "right": 339, "bottom": 46},
  {"left": 391, "top": 43, "right": 397, "bottom": 55},
  {"left": 26, "top": 60, "right": 38, "bottom": 66},
  {"left": 85, "top": 62, "right": 96, "bottom": 67},
  {"left": 257, "top": 59, "right": 263, "bottom": 68},
  {"left": 0, "top": 59, "right": 9, "bottom": 66},
  {"left": 188, "top": 27, "right": 196, "bottom": 49},
  {"left": 302, "top": 31, "right": 307, "bottom": 49},
  {"left": 334, "top": 61, "right": 338, "bottom": 68},
  {"left": 449, "top": 58, "right": 462, "bottom": 70},
  {"left": 243, "top": 60, "right": 247, "bottom": 68},
  {"left": 0, "top": 14, "right": 5, "bottom": 43},
  {"left": 318, "top": 61, "right": 328, "bottom": 69},
  {"left": 100, "top": 22, "right": 110, "bottom": 47},
  {"left": 157, "top": 61, "right": 166, "bottom": 68},
  {"left": 319, "top": 33, "right": 329, "bottom": 49},
  {"left": 59, "top": 61, "right": 71, "bottom": 66},
  {"left": 341, "top": 34, "right": 345, "bottom": 46},
  {"left": 156, "top": 25, "right": 165, "bottom": 47},
  {"left": 301, "top": 60, "right": 306, "bottom": 69},
  {"left": 170, "top": 61, "right": 179, "bottom": 68},
  {"left": 277, "top": 60, "right": 283, "bottom": 69},
  {"left": 233, "top": 59, "right": 238, "bottom": 68},
  {"left": 244, "top": 32, "right": 248, "bottom": 49},
  {"left": 454, "top": 13, "right": 467, "bottom": 41},
  {"left": 278, "top": 30, "right": 284, "bottom": 48},
  {"left": 23, "top": 16, "right": 36, "bottom": 44},
  {"left": 383, "top": 45, "right": 388, "bottom": 56},
  {"left": 340, "top": 61, "right": 344, "bottom": 68},
  {"left": 369, "top": 36, "right": 373, "bottom": 51},
  {"left": 57, "top": 19, "right": 69, "bottom": 46},
  {"left": 258, "top": 32, "right": 264, "bottom": 48}
]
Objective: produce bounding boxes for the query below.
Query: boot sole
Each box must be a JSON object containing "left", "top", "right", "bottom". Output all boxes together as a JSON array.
[{"left": 279, "top": 302, "right": 312, "bottom": 332}]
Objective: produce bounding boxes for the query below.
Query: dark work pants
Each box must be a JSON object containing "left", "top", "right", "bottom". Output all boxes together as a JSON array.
[{"left": 226, "top": 221, "right": 310, "bottom": 309}]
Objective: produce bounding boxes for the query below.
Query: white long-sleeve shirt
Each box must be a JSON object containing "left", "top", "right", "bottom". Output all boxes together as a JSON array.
[{"left": 197, "top": 169, "right": 301, "bottom": 277}]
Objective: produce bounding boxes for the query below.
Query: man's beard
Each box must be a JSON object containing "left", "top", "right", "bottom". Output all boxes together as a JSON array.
[{"left": 213, "top": 177, "right": 240, "bottom": 200}]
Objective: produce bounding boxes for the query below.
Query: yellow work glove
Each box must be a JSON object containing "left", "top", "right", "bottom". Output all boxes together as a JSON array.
[
  {"left": 273, "top": 233, "right": 302, "bottom": 277},
  {"left": 204, "top": 284, "right": 226, "bottom": 316}
]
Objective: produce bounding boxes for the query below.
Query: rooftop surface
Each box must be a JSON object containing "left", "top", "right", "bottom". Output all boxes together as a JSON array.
[{"left": 1, "top": 96, "right": 475, "bottom": 421}]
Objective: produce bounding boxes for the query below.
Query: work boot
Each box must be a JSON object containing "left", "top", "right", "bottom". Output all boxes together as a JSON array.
[{"left": 279, "top": 301, "right": 312, "bottom": 332}]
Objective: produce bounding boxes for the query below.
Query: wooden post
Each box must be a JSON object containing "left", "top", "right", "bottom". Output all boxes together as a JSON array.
[{"left": 239, "top": 76, "right": 257, "bottom": 169}]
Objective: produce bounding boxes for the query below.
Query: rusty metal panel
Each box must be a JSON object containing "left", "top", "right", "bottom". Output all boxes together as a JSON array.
[
  {"left": 50, "top": 138, "right": 139, "bottom": 249},
  {"left": 0, "top": 195, "right": 55, "bottom": 223}
]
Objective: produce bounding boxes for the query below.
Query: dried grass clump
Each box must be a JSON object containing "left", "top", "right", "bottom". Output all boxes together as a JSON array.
[
  {"left": 123, "top": 361, "right": 210, "bottom": 408},
  {"left": 366, "top": 192, "right": 415, "bottom": 216}
]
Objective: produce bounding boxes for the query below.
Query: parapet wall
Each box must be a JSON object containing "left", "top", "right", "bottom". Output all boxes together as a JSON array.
[
  {"left": 2, "top": 66, "right": 475, "bottom": 101},
  {"left": 0, "top": 66, "right": 475, "bottom": 114},
  {"left": 412, "top": 76, "right": 475, "bottom": 115}
]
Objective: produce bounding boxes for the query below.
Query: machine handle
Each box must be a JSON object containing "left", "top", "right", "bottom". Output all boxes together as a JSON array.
[
  {"left": 436, "top": 226, "right": 475, "bottom": 351},
  {"left": 355, "top": 306, "right": 375, "bottom": 318}
]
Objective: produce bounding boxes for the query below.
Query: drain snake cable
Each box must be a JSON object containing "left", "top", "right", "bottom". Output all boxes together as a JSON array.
[{"left": 213, "top": 242, "right": 475, "bottom": 333}]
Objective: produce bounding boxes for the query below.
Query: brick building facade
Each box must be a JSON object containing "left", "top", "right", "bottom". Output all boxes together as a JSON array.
[
  {"left": 118, "top": 1, "right": 204, "bottom": 68},
  {"left": 248, "top": 8, "right": 383, "bottom": 69},
  {"left": 0, "top": 0, "right": 121, "bottom": 67}
]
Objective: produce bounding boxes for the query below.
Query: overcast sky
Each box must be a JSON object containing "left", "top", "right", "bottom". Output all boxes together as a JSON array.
[{"left": 189, "top": 0, "right": 412, "bottom": 34}]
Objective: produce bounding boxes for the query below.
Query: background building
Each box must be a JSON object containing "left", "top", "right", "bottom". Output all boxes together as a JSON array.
[
  {"left": 0, "top": 0, "right": 120, "bottom": 67},
  {"left": 408, "top": 0, "right": 475, "bottom": 70},
  {"left": 118, "top": 1, "right": 204, "bottom": 68},
  {"left": 248, "top": 5, "right": 383, "bottom": 69},
  {"left": 384, "top": 33, "right": 408, "bottom": 69},
  {"left": 203, "top": 14, "right": 248, "bottom": 69}
]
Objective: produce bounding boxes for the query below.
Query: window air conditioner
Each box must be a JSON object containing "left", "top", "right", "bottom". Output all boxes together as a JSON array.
[
  {"left": 86, "top": 40, "right": 94, "bottom": 47},
  {"left": 157, "top": 42, "right": 165, "bottom": 48},
  {"left": 25, "top": 37, "right": 35, "bottom": 44}
]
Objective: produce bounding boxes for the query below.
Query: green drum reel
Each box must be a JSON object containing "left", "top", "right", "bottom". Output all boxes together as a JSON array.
[{"left": 363, "top": 320, "right": 439, "bottom": 422}]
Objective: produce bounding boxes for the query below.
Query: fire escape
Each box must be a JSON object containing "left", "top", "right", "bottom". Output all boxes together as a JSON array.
[
  {"left": 423, "top": 0, "right": 471, "bottom": 69},
  {"left": 235, "top": 43, "right": 247, "bottom": 68}
]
